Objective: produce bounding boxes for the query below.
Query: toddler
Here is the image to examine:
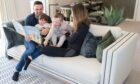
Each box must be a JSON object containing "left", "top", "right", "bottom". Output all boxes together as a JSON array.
[{"left": 44, "top": 13, "right": 72, "bottom": 47}]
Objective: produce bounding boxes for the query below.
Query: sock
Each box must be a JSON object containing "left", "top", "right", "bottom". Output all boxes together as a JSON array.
[
  {"left": 24, "top": 57, "right": 31, "bottom": 70},
  {"left": 12, "top": 72, "right": 19, "bottom": 81}
]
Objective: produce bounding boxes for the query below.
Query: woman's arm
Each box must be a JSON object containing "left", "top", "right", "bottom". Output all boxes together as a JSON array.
[
  {"left": 67, "top": 24, "right": 88, "bottom": 44},
  {"left": 67, "top": 31, "right": 79, "bottom": 44}
]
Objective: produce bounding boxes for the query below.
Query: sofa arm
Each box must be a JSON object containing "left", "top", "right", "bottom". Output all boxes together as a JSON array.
[{"left": 100, "top": 32, "right": 138, "bottom": 84}]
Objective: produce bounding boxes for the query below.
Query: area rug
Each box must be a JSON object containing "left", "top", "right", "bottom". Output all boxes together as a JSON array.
[{"left": 0, "top": 57, "right": 56, "bottom": 84}]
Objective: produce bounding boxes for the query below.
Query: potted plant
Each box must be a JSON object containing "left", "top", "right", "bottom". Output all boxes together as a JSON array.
[
  {"left": 101, "top": 6, "right": 124, "bottom": 26},
  {"left": 75, "top": 0, "right": 85, "bottom": 3}
]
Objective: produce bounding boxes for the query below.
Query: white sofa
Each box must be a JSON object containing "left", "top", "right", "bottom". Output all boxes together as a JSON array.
[{"left": 2, "top": 23, "right": 138, "bottom": 84}]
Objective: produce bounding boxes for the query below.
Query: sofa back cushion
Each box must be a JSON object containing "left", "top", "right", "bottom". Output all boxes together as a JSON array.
[
  {"left": 2, "top": 20, "right": 25, "bottom": 49},
  {"left": 89, "top": 24, "right": 122, "bottom": 40},
  {"left": 80, "top": 32, "right": 102, "bottom": 58},
  {"left": 96, "top": 31, "right": 115, "bottom": 62}
]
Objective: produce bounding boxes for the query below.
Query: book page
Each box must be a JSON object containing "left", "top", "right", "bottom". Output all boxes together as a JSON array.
[
  {"left": 12, "top": 21, "right": 42, "bottom": 44},
  {"left": 12, "top": 21, "right": 26, "bottom": 36},
  {"left": 24, "top": 26, "right": 42, "bottom": 44}
]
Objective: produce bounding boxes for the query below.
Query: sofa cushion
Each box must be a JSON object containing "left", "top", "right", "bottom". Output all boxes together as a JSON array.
[
  {"left": 80, "top": 32, "right": 102, "bottom": 58},
  {"left": 7, "top": 45, "right": 43, "bottom": 65},
  {"left": 89, "top": 24, "right": 122, "bottom": 40},
  {"left": 42, "top": 55, "right": 101, "bottom": 84},
  {"left": 3, "top": 21, "right": 24, "bottom": 48},
  {"left": 96, "top": 31, "right": 115, "bottom": 62},
  {"left": 7, "top": 45, "right": 101, "bottom": 84},
  {"left": 3, "top": 27, "right": 15, "bottom": 48},
  {"left": 3, "top": 27, "right": 24, "bottom": 48}
]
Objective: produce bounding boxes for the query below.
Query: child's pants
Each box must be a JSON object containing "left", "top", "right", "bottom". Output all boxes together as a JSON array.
[{"left": 51, "top": 35, "right": 66, "bottom": 47}]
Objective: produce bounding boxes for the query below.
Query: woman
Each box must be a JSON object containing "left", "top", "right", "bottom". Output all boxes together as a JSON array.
[{"left": 42, "top": 3, "right": 90, "bottom": 56}]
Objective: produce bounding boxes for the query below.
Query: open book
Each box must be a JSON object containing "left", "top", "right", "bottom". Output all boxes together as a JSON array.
[{"left": 12, "top": 21, "right": 42, "bottom": 44}]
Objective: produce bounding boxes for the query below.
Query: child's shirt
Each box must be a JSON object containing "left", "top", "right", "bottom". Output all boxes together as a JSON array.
[
  {"left": 45, "top": 20, "right": 72, "bottom": 42},
  {"left": 53, "top": 21, "right": 72, "bottom": 37}
]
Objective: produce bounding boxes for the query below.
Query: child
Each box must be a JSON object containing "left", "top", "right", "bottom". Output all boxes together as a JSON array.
[
  {"left": 44, "top": 13, "right": 72, "bottom": 47},
  {"left": 35, "top": 13, "right": 50, "bottom": 35}
]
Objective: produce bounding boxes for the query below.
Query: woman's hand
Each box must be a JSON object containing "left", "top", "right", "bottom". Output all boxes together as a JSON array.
[
  {"left": 41, "top": 28, "right": 49, "bottom": 35},
  {"left": 25, "top": 35, "right": 32, "bottom": 41}
]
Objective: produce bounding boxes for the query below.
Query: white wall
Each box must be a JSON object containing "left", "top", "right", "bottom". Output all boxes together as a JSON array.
[
  {"left": 14, "top": 0, "right": 30, "bottom": 20},
  {"left": 134, "top": 0, "right": 140, "bottom": 21}
]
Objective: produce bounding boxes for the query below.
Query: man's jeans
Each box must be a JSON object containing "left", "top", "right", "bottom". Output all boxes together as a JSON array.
[{"left": 16, "top": 40, "right": 41, "bottom": 72}]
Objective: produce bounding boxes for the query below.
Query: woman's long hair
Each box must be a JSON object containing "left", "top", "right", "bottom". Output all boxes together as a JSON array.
[{"left": 72, "top": 3, "right": 89, "bottom": 32}]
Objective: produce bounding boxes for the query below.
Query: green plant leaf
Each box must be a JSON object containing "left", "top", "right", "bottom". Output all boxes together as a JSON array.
[
  {"left": 115, "top": 17, "right": 124, "bottom": 25},
  {"left": 102, "top": 6, "right": 124, "bottom": 26}
]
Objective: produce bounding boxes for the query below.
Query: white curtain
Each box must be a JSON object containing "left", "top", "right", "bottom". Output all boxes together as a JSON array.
[{"left": 0, "top": 0, "right": 17, "bottom": 23}]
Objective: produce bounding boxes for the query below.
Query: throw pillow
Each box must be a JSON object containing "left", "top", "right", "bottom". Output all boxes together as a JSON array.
[
  {"left": 3, "top": 27, "right": 15, "bottom": 49},
  {"left": 96, "top": 31, "right": 115, "bottom": 62},
  {"left": 80, "top": 32, "right": 102, "bottom": 58},
  {"left": 3, "top": 27, "right": 24, "bottom": 49}
]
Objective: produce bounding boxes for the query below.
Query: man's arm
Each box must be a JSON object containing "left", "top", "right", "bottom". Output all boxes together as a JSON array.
[
  {"left": 25, "top": 16, "right": 31, "bottom": 26},
  {"left": 25, "top": 13, "right": 38, "bottom": 26}
]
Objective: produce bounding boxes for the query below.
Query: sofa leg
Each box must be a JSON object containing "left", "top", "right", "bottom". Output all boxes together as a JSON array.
[
  {"left": 5, "top": 52, "right": 13, "bottom": 60},
  {"left": 7, "top": 56, "right": 13, "bottom": 60}
]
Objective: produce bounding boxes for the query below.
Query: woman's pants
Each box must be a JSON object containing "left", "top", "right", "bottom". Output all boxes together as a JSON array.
[{"left": 41, "top": 46, "right": 77, "bottom": 57}]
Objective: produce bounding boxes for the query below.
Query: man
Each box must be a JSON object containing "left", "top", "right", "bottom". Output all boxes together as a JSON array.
[
  {"left": 26, "top": 1, "right": 51, "bottom": 26},
  {"left": 12, "top": 1, "right": 51, "bottom": 81}
]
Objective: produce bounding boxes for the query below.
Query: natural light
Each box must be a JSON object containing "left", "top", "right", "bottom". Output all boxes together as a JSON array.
[{"left": 0, "top": 11, "right": 2, "bottom": 25}]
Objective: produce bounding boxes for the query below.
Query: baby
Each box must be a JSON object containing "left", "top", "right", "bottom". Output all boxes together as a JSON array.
[{"left": 44, "top": 13, "right": 72, "bottom": 47}]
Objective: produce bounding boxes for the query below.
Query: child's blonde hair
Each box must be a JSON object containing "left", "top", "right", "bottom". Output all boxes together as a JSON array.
[{"left": 54, "top": 13, "right": 64, "bottom": 21}]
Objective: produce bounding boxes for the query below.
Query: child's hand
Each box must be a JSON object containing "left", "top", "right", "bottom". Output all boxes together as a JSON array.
[
  {"left": 41, "top": 29, "right": 49, "bottom": 35},
  {"left": 61, "top": 30, "right": 67, "bottom": 34},
  {"left": 43, "top": 40, "right": 48, "bottom": 46},
  {"left": 25, "top": 35, "right": 32, "bottom": 41}
]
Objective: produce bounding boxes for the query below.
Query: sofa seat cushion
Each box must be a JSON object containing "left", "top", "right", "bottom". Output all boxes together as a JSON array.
[
  {"left": 7, "top": 45, "right": 43, "bottom": 64},
  {"left": 7, "top": 45, "right": 101, "bottom": 84},
  {"left": 42, "top": 55, "right": 101, "bottom": 84}
]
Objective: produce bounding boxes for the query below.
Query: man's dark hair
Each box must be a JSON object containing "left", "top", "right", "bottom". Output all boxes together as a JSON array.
[{"left": 34, "top": 1, "right": 43, "bottom": 6}]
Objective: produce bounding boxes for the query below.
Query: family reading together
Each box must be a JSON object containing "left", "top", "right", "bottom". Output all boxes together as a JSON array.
[{"left": 12, "top": 1, "right": 90, "bottom": 81}]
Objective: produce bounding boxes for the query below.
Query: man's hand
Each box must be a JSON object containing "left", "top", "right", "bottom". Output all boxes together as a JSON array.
[
  {"left": 25, "top": 35, "right": 32, "bottom": 41},
  {"left": 41, "top": 28, "right": 49, "bottom": 35},
  {"left": 43, "top": 40, "right": 48, "bottom": 46}
]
